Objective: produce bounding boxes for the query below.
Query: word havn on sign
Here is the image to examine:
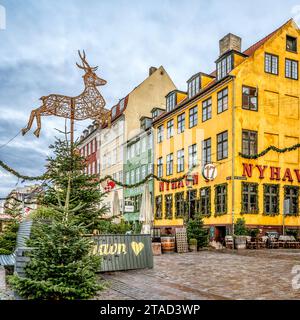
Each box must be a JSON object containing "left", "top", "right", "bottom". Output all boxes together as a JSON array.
[
  {"left": 92, "top": 241, "right": 144, "bottom": 256},
  {"left": 242, "top": 163, "right": 300, "bottom": 182},
  {"left": 92, "top": 234, "right": 153, "bottom": 272}
]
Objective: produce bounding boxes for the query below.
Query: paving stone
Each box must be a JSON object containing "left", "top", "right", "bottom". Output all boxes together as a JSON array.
[{"left": 96, "top": 250, "right": 300, "bottom": 300}]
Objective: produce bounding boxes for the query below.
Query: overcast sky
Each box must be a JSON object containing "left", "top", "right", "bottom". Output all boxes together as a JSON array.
[{"left": 0, "top": 0, "right": 299, "bottom": 197}]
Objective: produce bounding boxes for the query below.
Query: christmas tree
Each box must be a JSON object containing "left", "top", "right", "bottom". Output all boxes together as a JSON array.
[
  {"left": 9, "top": 136, "right": 107, "bottom": 299},
  {"left": 186, "top": 214, "right": 209, "bottom": 248},
  {"left": 41, "top": 137, "right": 108, "bottom": 232},
  {"left": 9, "top": 174, "right": 103, "bottom": 299}
]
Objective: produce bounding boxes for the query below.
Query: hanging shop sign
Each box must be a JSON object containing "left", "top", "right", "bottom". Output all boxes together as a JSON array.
[
  {"left": 202, "top": 163, "right": 217, "bottom": 181},
  {"left": 103, "top": 179, "right": 116, "bottom": 192},
  {"left": 242, "top": 163, "right": 300, "bottom": 182},
  {"left": 92, "top": 234, "right": 153, "bottom": 272}
]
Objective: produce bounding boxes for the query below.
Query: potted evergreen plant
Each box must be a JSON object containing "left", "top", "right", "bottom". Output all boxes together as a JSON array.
[{"left": 234, "top": 218, "right": 249, "bottom": 249}]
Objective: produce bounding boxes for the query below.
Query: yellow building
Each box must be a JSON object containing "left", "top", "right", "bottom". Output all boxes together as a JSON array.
[{"left": 153, "top": 19, "right": 300, "bottom": 240}]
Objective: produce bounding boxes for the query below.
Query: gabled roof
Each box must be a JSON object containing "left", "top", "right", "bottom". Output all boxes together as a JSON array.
[{"left": 243, "top": 18, "right": 294, "bottom": 56}]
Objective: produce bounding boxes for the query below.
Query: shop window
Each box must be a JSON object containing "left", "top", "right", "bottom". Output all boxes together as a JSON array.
[
  {"left": 284, "top": 186, "right": 299, "bottom": 215},
  {"left": 263, "top": 184, "right": 279, "bottom": 215},
  {"left": 186, "top": 189, "right": 197, "bottom": 219},
  {"left": 165, "top": 194, "right": 173, "bottom": 219},
  {"left": 155, "top": 195, "right": 162, "bottom": 219},
  {"left": 175, "top": 192, "right": 185, "bottom": 218},
  {"left": 241, "top": 182, "right": 258, "bottom": 214}
]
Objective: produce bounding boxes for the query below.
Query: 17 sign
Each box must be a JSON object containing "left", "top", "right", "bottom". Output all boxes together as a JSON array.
[{"left": 202, "top": 163, "right": 217, "bottom": 181}]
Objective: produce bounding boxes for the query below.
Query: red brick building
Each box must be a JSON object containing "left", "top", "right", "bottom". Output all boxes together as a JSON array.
[{"left": 78, "top": 121, "right": 100, "bottom": 175}]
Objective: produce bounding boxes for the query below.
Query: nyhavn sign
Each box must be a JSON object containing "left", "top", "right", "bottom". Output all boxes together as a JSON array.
[{"left": 242, "top": 163, "right": 300, "bottom": 182}]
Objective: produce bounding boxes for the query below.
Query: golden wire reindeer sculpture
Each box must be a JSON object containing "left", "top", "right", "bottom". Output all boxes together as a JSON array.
[{"left": 22, "top": 50, "right": 111, "bottom": 140}]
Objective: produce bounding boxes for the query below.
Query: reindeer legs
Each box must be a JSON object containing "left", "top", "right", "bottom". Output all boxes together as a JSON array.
[
  {"left": 22, "top": 109, "right": 37, "bottom": 136},
  {"left": 33, "top": 110, "right": 42, "bottom": 138},
  {"left": 21, "top": 108, "right": 42, "bottom": 138}
]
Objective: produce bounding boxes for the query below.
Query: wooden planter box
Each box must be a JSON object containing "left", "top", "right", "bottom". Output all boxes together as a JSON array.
[{"left": 152, "top": 242, "right": 162, "bottom": 256}]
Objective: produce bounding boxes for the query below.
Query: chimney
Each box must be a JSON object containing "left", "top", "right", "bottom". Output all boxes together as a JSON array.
[
  {"left": 219, "top": 33, "right": 242, "bottom": 56},
  {"left": 149, "top": 66, "right": 157, "bottom": 76}
]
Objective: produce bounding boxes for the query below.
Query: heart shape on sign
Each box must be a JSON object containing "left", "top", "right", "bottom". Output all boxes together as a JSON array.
[{"left": 131, "top": 241, "right": 144, "bottom": 256}]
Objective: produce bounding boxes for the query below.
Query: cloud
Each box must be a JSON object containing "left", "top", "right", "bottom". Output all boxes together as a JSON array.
[{"left": 0, "top": 0, "right": 299, "bottom": 196}]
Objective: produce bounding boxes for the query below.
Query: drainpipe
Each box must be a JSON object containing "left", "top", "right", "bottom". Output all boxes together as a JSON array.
[
  {"left": 151, "top": 126, "right": 155, "bottom": 229},
  {"left": 231, "top": 76, "right": 236, "bottom": 236}
]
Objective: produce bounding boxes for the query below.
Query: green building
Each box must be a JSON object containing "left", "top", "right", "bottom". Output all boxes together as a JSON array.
[{"left": 123, "top": 116, "right": 154, "bottom": 222}]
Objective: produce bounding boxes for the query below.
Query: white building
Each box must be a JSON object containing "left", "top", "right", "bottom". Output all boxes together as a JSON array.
[{"left": 99, "top": 66, "right": 176, "bottom": 216}]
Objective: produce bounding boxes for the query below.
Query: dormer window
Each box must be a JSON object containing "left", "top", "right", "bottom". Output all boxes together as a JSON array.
[
  {"left": 286, "top": 35, "right": 297, "bottom": 53},
  {"left": 140, "top": 117, "right": 152, "bottom": 130},
  {"left": 152, "top": 109, "right": 158, "bottom": 119},
  {"left": 119, "top": 98, "right": 125, "bottom": 110},
  {"left": 166, "top": 93, "right": 176, "bottom": 112},
  {"left": 111, "top": 105, "right": 117, "bottom": 118},
  {"left": 152, "top": 108, "right": 164, "bottom": 120},
  {"left": 217, "top": 54, "right": 233, "bottom": 80},
  {"left": 187, "top": 75, "right": 200, "bottom": 98}
]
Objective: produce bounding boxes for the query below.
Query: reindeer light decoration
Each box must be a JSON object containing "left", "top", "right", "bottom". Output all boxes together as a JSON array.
[{"left": 22, "top": 50, "right": 111, "bottom": 140}]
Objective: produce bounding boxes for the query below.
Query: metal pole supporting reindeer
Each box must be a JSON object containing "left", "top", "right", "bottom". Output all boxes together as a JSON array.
[{"left": 22, "top": 50, "right": 111, "bottom": 143}]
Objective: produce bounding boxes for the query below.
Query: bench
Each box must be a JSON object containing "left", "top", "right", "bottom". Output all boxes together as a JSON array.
[
  {"left": 0, "top": 220, "right": 33, "bottom": 276},
  {"left": 278, "top": 235, "right": 300, "bottom": 249}
]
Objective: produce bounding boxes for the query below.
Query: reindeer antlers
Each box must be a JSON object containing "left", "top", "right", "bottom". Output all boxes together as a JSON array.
[{"left": 76, "top": 50, "right": 98, "bottom": 72}]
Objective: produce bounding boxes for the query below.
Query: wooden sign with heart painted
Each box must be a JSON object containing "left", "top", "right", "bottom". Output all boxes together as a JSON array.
[
  {"left": 131, "top": 241, "right": 144, "bottom": 256},
  {"left": 92, "top": 235, "right": 153, "bottom": 272}
]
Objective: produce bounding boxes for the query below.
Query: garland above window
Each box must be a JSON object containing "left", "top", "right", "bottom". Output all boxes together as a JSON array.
[
  {"left": 239, "top": 143, "right": 300, "bottom": 159},
  {"left": 0, "top": 159, "right": 189, "bottom": 189}
]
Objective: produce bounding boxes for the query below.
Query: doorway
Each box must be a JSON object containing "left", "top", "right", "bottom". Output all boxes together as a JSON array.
[{"left": 215, "top": 226, "right": 226, "bottom": 244}]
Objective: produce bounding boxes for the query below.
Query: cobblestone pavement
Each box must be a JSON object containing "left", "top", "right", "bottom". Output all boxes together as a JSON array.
[
  {"left": 0, "top": 266, "right": 14, "bottom": 300},
  {"left": 96, "top": 249, "right": 300, "bottom": 300}
]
